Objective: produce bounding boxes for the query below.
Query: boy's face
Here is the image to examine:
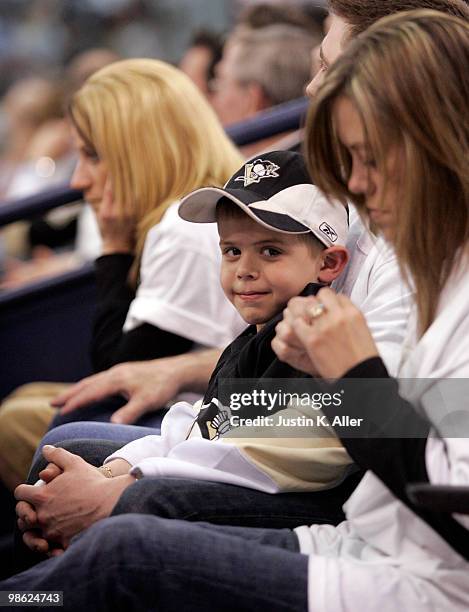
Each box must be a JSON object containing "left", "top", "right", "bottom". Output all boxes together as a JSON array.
[{"left": 218, "top": 214, "right": 323, "bottom": 330}]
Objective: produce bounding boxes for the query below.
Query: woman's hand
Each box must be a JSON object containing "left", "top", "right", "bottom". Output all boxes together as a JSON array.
[
  {"left": 52, "top": 357, "right": 185, "bottom": 424},
  {"left": 95, "top": 179, "right": 136, "bottom": 255},
  {"left": 273, "top": 288, "right": 379, "bottom": 379}
]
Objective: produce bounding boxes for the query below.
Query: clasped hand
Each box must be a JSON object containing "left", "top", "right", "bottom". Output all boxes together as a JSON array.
[{"left": 15, "top": 446, "right": 134, "bottom": 555}]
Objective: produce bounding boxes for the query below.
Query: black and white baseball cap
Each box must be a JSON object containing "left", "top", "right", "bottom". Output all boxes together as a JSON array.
[{"left": 179, "top": 150, "right": 348, "bottom": 248}]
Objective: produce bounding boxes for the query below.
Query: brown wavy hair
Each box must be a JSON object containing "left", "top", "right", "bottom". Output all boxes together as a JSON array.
[
  {"left": 306, "top": 10, "right": 469, "bottom": 335},
  {"left": 328, "top": 0, "right": 469, "bottom": 39}
]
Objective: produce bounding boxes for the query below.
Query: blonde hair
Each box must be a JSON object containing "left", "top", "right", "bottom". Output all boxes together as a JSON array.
[
  {"left": 306, "top": 10, "right": 469, "bottom": 335},
  {"left": 69, "top": 58, "right": 243, "bottom": 283}
]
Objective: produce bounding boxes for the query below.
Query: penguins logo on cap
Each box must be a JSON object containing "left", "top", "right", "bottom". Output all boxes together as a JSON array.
[{"left": 235, "top": 159, "right": 280, "bottom": 187}]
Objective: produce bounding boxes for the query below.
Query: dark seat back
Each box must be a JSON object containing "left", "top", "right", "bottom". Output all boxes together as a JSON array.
[{"left": 0, "top": 264, "right": 96, "bottom": 399}]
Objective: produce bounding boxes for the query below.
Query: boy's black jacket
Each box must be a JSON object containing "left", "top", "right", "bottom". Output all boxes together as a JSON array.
[{"left": 196, "top": 283, "right": 322, "bottom": 439}]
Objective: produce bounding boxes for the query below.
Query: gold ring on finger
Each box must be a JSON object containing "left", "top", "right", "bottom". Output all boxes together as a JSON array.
[{"left": 308, "top": 302, "right": 326, "bottom": 321}]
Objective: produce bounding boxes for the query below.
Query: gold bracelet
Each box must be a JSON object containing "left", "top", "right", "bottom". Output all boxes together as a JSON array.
[{"left": 98, "top": 465, "right": 113, "bottom": 479}]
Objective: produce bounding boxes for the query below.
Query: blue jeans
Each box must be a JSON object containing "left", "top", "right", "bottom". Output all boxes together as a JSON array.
[
  {"left": 113, "top": 473, "right": 361, "bottom": 528},
  {"left": 4, "top": 514, "right": 308, "bottom": 612},
  {"left": 31, "top": 439, "right": 361, "bottom": 530},
  {"left": 34, "top": 396, "right": 164, "bottom": 464},
  {"left": 34, "top": 421, "right": 160, "bottom": 464},
  {"left": 17, "top": 440, "right": 359, "bottom": 574}
]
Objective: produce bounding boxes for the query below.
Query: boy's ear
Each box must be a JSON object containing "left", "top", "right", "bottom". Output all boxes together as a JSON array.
[{"left": 317, "top": 246, "right": 349, "bottom": 284}]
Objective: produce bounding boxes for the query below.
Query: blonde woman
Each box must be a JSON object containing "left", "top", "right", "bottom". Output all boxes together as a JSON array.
[
  {"left": 69, "top": 58, "right": 244, "bottom": 371},
  {"left": 4, "top": 10, "right": 468, "bottom": 611},
  {"left": 0, "top": 59, "right": 244, "bottom": 489}
]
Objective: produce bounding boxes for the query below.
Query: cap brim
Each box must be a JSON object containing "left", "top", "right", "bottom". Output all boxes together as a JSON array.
[
  {"left": 179, "top": 187, "right": 260, "bottom": 223},
  {"left": 179, "top": 187, "right": 310, "bottom": 234}
]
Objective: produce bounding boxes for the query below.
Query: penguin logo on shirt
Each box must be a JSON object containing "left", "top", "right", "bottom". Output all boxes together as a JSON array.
[
  {"left": 196, "top": 397, "right": 233, "bottom": 440},
  {"left": 209, "top": 410, "right": 231, "bottom": 439},
  {"left": 235, "top": 159, "right": 280, "bottom": 187}
]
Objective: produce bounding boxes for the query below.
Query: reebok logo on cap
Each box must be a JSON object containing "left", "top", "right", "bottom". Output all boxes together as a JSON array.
[
  {"left": 319, "top": 222, "right": 338, "bottom": 243},
  {"left": 235, "top": 159, "right": 280, "bottom": 187}
]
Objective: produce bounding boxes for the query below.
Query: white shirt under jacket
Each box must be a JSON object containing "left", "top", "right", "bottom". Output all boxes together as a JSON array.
[{"left": 296, "top": 255, "right": 469, "bottom": 612}]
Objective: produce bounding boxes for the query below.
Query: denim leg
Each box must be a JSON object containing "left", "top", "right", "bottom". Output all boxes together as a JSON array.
[
  {"left": 113, "top": 471, "right": 363, "bottom": 529},
  {"left": 181, "top": 519, "right": 300, "bottom": 551},
  {"left": 2, "top": 514, "right": 308, "bottom": 612},
  {"left": 33, "top": 421, "right": 160, "bottom": 464}
]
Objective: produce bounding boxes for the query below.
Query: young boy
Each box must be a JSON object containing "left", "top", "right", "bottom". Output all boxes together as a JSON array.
[
  {"left": 179, "top": 150, "right": 349, "bottom": 442},
  {"left": 101, "top": 150, "right": 352, "bottom": 493}
]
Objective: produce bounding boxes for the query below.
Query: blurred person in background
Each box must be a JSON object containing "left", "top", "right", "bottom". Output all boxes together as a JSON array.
[
  {"left": 65, "top": 47, "right": 121, "bottom": 92},
  {"left": 0, "top": 76, "right": 64, "bottom": 202},
  {"left": 0, "top": 48, "right": 121, "bottom": 289},
  {"left": 179, "top": 30, "right": 223, "bottom": 101},
  {"left": 0, "top": 76, "right": 67, "bottom": 284},
  {"left": 99, "top": 0, "right": 164, "bottom": 60},
  {"left": 212, "top": 24, "right": 319, "bottom": 155},
  {"left": 236, "top": 1, "right": 325, "bottom": 35}
]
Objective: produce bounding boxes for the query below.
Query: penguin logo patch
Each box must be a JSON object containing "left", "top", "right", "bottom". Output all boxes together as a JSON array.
[
  {"left": 196, "top": 397, "right": 234, "bottom": 441},
  {"left": 235, "top": 159, "right": 280, "bottom": 187},
  {"left": 208, "top": 410, "right": 232, "bottom": 439}
]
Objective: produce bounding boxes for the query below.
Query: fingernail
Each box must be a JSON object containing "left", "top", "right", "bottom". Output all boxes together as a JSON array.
[{"left": 43, "top": 445, "right": 55, "bottom": 450}]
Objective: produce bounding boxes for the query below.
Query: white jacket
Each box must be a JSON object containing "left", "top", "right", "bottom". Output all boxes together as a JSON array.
[{"left": 297, "top": 256, "right": 469, "bottom": 611}]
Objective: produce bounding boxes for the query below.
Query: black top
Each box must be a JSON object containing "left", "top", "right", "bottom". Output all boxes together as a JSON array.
[
  {"left": 323, "top": 357, "right": 469, "bottom": 562},
  {"left": 91, "top": 254, "right": 193, "bottom": 372},
  {"left": 196, "top": 282, "right": 322, "bottom": 439}
]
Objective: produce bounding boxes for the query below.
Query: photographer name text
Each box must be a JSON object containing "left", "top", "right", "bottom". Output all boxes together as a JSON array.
[{"left": 229, "top": 414, "right": 363, "bottom": 428}]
